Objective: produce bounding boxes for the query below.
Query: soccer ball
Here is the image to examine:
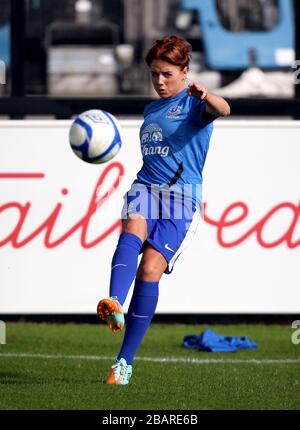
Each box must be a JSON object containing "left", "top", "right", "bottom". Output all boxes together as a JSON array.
[{"left": 69, "top": 109, "right": 122, "bottom": 164}]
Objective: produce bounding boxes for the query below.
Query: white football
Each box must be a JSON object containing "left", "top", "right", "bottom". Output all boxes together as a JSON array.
[{"left": 69, "top": 109, "right": 122, "bottom": 164}]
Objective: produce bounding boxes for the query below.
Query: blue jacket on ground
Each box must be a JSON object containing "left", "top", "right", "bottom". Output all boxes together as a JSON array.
[{"left": 183, "top": 328, "right": 257, "bottom": 352}]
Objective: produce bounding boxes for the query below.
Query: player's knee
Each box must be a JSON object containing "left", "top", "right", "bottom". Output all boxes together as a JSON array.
[{"left": 137, "top": 260, "right": 162, "bottom": 281}]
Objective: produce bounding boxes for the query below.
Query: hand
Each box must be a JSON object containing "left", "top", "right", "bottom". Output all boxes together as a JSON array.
[{"left": 187, "top": 82, "right": 208, "bottom": 100}]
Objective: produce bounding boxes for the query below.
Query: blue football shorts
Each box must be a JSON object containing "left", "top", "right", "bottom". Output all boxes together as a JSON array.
[{"left": 121, "top": 182, "right": 201, "bottom": 274}]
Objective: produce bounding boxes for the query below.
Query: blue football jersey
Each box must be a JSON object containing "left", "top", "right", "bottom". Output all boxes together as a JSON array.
[{"left": 135, "top": 88, "right": 216, "bottom": 206}]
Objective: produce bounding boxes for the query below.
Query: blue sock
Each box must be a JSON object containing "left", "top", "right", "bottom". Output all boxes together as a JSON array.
[
  {"left": 117, "top": 279, "right": 159, "bottom": 365},
  {"left": 109, "top": 232, "right": 143, "bottom": 305}
]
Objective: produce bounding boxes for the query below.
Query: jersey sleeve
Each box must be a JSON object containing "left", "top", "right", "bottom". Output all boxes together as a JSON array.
[{"left": 189, "top": 97, "right": 219, "bottom": 127}]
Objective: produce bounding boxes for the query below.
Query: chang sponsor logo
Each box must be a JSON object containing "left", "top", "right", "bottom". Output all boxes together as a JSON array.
[
  {"left": 141, "top": 123, "right": 169, "bottom": 158},
  {"left": 142, "top": 144, "right": 169, "bottom": 157}
]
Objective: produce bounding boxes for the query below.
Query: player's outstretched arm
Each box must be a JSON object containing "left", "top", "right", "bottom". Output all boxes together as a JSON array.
[{"left": 187, "top": 82, "right": 231, "bottom": 117}]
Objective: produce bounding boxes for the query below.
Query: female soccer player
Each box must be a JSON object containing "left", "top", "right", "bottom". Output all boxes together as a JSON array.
[{"left": 97, "top": 35, "right": 230, "bottom": 385}]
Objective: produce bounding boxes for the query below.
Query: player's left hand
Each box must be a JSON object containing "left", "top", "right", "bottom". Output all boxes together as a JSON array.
[{"left": 187, "top": 82, "right": 208, "bottom": 100}]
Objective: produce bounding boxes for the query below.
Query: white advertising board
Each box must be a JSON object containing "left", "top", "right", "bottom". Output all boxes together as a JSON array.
[{"left": 0, "top": 120, "right": 299, "bottom": 314}]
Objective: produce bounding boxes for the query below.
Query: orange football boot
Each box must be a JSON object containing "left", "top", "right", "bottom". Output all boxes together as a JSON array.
[{"left": 97, "top": 296, "right": 124, "bottom": 332}]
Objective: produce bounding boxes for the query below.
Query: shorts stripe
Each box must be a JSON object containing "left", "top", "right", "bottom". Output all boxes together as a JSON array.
[{"left": 167, "top": 210, "right": 200, "bottom": 273}]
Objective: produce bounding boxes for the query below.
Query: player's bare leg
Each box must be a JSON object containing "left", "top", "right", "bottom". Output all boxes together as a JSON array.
[
  {"left": 122, "top": 214, "right": 148, "bottom": 243},
  {"left": 136, "top": 244, "right": 167, "bottom": 281}
]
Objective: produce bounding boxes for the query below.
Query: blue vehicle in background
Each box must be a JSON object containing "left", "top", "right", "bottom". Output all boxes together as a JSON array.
[
  {"left": 181, "top": 0, "right": 294, "bottom": 70},
  {"left": 0, "top": 0, "right": 295, "bottom": 96},
  {"left": 0, "top": 23, "right": 9, "bottom": 68}
]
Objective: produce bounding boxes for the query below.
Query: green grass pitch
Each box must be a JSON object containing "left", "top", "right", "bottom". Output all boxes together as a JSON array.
[{"left": 0, "top": 322, "right": 299, "bottom": 410}]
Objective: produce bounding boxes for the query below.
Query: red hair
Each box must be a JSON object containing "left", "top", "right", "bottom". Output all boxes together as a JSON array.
[{"left": 145, "top": 35, "right": 192, "bottom": 70}]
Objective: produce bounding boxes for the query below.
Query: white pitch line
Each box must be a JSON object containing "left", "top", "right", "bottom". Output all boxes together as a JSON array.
[{"left": 0, "top": 352, "right": 299, "bottom": 365}]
